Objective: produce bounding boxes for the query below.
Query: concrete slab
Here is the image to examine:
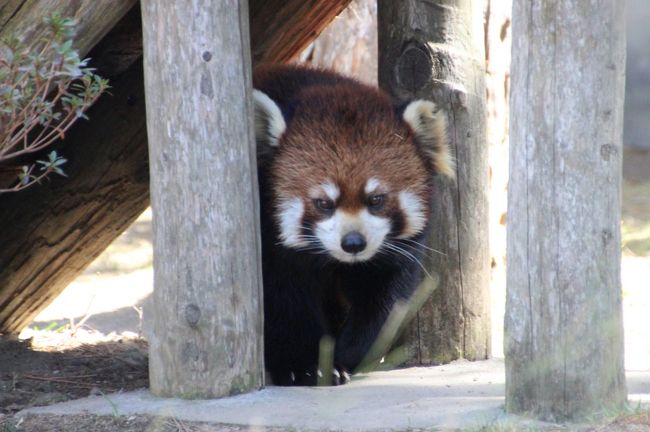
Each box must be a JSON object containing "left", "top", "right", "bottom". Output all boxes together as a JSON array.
[{"left": 18, "top": 359, "right": 650, "bottom": 431}]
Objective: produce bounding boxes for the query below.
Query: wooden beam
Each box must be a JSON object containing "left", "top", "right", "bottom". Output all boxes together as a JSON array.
[
  {"left": 0, "top": 2, "right": 141, "bottom": 334},
  {"left": 0, "top": 0, "right": 136, "bottom": 56},
  {"left": 250, "top": 0, "right": 352, "bottom": 64},
  {"left": 378, "top": 0, "right": 491, "bottom": 364},
  {"left": 0, "top": 63, "right": 149, "bottom": 334},
  {"left": 505, "top": 0, "right": 626, "bottom": 421},
  {"left": 0, "top": 1, "right": 353, "bottom": 334}
]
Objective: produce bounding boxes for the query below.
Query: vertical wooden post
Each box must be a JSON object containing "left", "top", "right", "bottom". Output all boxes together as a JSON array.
[
  {"left": 378, "top": 0, "right": 490, "bottom": 364},
  {"left": 506, "top": 0, "right": 627, "bottom": 420},
  {"left": 141, "top": 1, "right": 264, "bottom": 397}
]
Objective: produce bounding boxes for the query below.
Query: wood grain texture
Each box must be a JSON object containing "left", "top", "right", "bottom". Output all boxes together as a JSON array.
[
  {"left": 0, "top": 59, "right": 149, "bottom": 333},
  {"left": 250, "top": 0, "right": 352, "bottom": 64},
  {"left": 0, "top": 0, "right": 353, "bottom": 335},
  {"left": 141, "top": 0, "right": 264, "bottom": 397},
  {"left": 0, "top": 3, "right": 144, "bottom": 334},
  {"left": 299, "top": 0, "right": 378, "bottom": 85},
  {"left": 0, "top": 0, "right": 136, "bottom": 56},
  {"left": 505, "top": 0, "right": 627, "bottom": 421},
  {"left": 378, "top": 0, "right": 490, "bottom": 365}
]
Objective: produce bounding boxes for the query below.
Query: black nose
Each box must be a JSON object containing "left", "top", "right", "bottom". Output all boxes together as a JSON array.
[{"left": 341, "top": 231, "right": 367, "bottom": 254}]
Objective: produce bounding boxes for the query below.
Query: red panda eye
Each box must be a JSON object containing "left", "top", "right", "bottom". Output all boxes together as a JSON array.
[
  {"left": 313, "top": 198, "right": 335, "bottom": 212},
  {"left": 368, "top": 194, "right": 385, "bottom": 209}
]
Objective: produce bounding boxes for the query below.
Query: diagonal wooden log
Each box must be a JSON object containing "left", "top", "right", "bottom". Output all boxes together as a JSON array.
[
  {"left": 0, "top": 1, "right": 141, "bottom": 334},
  {"left": 250, "top": 0, "right": 352, "bottom": 64},
  {"left": 0, "top": 61, "right": 149, "bottom": 334},
  {"left": 0, "top": 0, "right": 137, "bottom": 54},
  {"left": 0, "top": 1, "right": 352, "bottom": 334}
]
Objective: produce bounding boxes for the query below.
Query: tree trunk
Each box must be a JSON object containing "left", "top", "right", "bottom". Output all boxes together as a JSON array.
[
  {"left": 505, "top": 0, "right": 627, "bottom": 421},
  {"left": 0, "top": 0, "right": 351, "bottom": 335},
  {"left": 142, "top": 0, "right": 262, "bottom": 397},
  {"left": 378, "top": 0, "right": 490, "bottom": 365}
]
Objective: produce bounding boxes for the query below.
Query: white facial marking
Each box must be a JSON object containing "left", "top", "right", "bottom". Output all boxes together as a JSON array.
[
  {"left": 309, "top": 181, "right": 340, "bottom": 201},
  {"left": 277, "top": 198, "right": 307, "bottom": 247},
  {"left": 322, "top": 181, "right": 340, "bottom": 201},
  {"left": 397, "top": 190, "right": 426, "bottom": 238},
  {"left": 315, "top": 209, "right": 391, "bottom": 263},
  {"left": 364, "top": 177, "right": 383, "bottom": 194},
  {"left": 252, "top": 90, "right": 286, "bottom": 147}
]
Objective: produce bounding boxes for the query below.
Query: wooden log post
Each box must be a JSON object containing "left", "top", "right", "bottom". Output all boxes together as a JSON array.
[
  {"left": 377, "top": 0, "right": 490, "bottom": 364},
  {"left": 141, "top": 1, "right": 263, "bottom": 397},
  {"left": 0, "top": 0, "right": 351, "bottom": 334},
  {"left": 505, "top": 0, "right": 627, "bottom": 421}
]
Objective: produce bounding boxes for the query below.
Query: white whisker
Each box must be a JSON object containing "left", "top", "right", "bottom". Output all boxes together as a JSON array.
[
  {"left": 382, "top": 242, "right": 435, "bottom": 281},
  {"left": 393, "top": 241, "right": 439, "bottom": 262},
  {"left": 400, "top": 238, "right": 446, "bottom": 256}
]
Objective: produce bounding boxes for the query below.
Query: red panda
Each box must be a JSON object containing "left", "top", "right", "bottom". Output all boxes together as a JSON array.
[{"left": 253, "top": 65, "right": 453, "bottom": 386}]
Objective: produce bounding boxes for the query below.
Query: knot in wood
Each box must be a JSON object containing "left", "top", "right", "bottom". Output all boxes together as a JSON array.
[
  {"left": 200, "top": 72, "right": 214, "bottom": 99},
  {"left": 395, "top": 43, "right": 433, "bottom": 95},
  {"left": 202, "top": 51, "right": 213, "bottom": 62},
  {"left": 184, "top": 303, "right": 201, "bottom": 328},
  {"left": 454, "top": 89, "right": 468, "bottom": 108},
  {"left": 600, "top": 144, "right": 618, "bottom": 161},
  {"left": 181, "top": 342, "right": 201, "bottom": 364},
  {"left": 601, "top": 229, "right": 613, "bottom": 247}
]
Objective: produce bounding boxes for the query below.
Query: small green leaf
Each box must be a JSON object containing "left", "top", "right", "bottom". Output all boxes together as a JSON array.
[
  {"left": 1, "top": 13, "right": 108, "bottom": 193},
  {"left": 61, "top": 39, "right": 73, "bottom": 52}
]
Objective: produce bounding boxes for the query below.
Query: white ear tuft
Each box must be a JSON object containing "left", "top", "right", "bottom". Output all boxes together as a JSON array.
[
  {"left": 253, "top": 90, "right": 286, "bottom": 148},
  {"left": 403, "top": 100, "right": 455, "bottom": 179}
]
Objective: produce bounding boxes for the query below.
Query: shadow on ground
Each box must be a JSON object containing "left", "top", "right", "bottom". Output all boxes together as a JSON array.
[{"left": 0, "top": 336, "right": 148, "bottom": 415}]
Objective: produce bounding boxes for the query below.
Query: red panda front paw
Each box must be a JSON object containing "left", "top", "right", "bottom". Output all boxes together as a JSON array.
[
  {"left": 297, "top": 366, "right": 350, "bottom": 386},
  {"left": 332, "top": 366, "right": 351, "bottom": 386},
  {"left": 272, "top": 366, "right": 351, "bottom": 386}
]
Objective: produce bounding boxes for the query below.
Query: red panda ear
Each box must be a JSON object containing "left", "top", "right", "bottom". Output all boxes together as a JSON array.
[
  {"left": 253, "top": 90, "right": 286, "bottom": 149},
  {"left": 402, "top": 100, "right": 455, "bottom": 179}
]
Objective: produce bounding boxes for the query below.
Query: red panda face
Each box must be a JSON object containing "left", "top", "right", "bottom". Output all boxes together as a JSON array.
[
  {"left": 275, "top": 176, "right": 428, "bottom": 263},
  {"left": 254, "top": 80, "right": 453, "bottom": 264}
]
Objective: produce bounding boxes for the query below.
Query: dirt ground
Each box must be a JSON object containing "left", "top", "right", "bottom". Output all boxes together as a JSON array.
[{"left": 0, "top": 335, "right": 148, "bottom": 415}]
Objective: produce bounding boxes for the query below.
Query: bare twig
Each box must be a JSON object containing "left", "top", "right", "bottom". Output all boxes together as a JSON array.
[{"left": 21, "top": 374, "right": 96, "bottom": 388}]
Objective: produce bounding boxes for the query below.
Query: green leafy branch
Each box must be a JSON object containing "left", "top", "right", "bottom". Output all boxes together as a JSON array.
[{"left": 0, "top": 13, "right": 108, "bottom": 193}]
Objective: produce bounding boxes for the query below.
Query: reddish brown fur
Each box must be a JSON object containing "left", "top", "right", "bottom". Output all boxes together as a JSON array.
[{"left": 257, "top": 67, "right": 433, "bottom": 224}]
